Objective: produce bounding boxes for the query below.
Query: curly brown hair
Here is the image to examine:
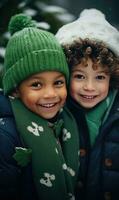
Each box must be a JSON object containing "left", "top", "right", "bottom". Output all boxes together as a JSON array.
[{"left": 62, "top": 38, "right": 119, "bottom": 89}]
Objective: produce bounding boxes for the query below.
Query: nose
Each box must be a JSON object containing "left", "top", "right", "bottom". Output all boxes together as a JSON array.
[
  {"left": 43, "top": 86, "right": 57, "bottom": 98},
  {"left": 83, "top": 79, "right": 95, "bottom": 91}
]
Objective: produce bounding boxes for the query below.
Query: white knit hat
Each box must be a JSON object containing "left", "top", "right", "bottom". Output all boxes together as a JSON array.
[{"left": 56, "top": 8, "right": 119, "bottom": 57}]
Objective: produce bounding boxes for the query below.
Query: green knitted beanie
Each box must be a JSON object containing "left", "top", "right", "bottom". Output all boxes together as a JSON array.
[{"left": 3, "top": 14, "right": 69, "bottom": 94}]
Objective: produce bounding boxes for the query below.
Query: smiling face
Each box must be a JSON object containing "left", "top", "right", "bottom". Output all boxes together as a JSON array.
[
  {"left": 16, "top": 71, "right": 67, "bottom": 119},
  {"left": 70, "top": 58, "right": 110, "bottom": 109}
]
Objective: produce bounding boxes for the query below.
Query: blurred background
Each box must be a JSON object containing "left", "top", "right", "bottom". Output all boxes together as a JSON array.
[{"left": 0, "top": 0, "right": 118, "bottom": 87}]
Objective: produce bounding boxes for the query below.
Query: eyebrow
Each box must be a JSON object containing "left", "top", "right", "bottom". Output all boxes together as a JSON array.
[
  {"left": 94, "top": 70, "right": 109, "bottom": 74},
  {"left": 72, "top": 69, "right": 108, "bottom": 73},
  {"left": 72, "top": 69, "right": 83, "bottom": 73}
]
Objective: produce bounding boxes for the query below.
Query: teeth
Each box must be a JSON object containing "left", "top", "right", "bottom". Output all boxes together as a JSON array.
[
  {"left": 83, "top": 95, "right": 95, "bottom": 99},
  {"left": 41, "top": 103, "right": 55, "bottom": 108}
]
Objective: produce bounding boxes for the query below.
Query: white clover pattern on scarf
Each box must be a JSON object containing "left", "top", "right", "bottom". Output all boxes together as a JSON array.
[
  {"left": 27, "top": 121, "right": 44, "bottom": 136},
  {"left": 67, "top": 167, "right": 75, "bottom": 176},
  {"left": 55, "top": 148, "right": 59, "bottom": 154},
  {"left": 39, "top": 172, "right": 55, "bottom": 187},
  {"left": 11, "top": 97, "right": 79, "bottom": 199},
  {"left": 62, "top": 128, "right": 71, "bottom": 141},
  {"left": 62, "top": 163, "right": 75, "bottom": 176}
]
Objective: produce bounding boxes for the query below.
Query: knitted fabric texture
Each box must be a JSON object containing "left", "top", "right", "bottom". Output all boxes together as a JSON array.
[
  {"left": 56, "top": 8, "right": 119, "bottom": 57},
  {"left": 3, "top": 14, "right": 69, "bottom": 94},
  {"left": 10, "top": 97, "right": 79, "bottom": 200},
  {"left": 85, "top": 90, "right": 117, "bottom": 146}
]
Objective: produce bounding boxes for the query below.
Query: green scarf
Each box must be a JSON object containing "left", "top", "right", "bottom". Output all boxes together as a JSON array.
[
  {"left": 85, "top": 90, "right": 118, "bottom": 146},
  {"left": 10, "top": 98, "right": 79, "bottom": 200}
]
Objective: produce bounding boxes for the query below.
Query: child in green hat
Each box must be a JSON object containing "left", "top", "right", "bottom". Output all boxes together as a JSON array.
[
  {"left": 56, "top": 8, "right": 119, "bottom": 200},
  {"left": 0, "top": 14, "right": 79, "bottom": 200}
]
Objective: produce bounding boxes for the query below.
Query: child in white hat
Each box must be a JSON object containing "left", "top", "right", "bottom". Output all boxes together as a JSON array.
[{"left": 56, "top": 8, "right": 119, "bottom": 200}]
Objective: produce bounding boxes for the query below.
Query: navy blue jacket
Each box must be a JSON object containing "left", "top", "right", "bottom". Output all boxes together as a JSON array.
[
  {"left": 67, "top": 93, "right": 119, "bottom": 200},
  {"left": 0, "top": 91, "right": 38, "bottom": 200}
]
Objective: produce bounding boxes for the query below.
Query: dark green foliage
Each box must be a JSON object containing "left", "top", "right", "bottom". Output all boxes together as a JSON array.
[{"left": 0, "top": 0, "right": 75, "bottom": 88}]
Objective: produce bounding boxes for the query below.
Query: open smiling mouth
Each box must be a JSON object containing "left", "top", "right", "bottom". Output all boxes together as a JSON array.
[
  {"left": 40, "top": 103, "right": 58, "bottom": 108},
  {"left": 80, "top": 94, "right": 97, "bottom": 99}
]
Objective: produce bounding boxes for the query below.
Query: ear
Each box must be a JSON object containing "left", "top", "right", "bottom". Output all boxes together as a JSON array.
[{"left": 12, "top": 88, "right": 20, "bottom": 98}]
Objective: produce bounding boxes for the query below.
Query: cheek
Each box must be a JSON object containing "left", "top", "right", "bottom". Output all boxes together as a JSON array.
[
  {"left": 101, "top": 82, "right": 110, "bottom": 95},
  {"left": 70, "top": 80, "right": 79, "bottom": 95},
  {"left": 21, "top": 93, "right": 35, "bottom": 107},
  {"left": 62, "top": 88, "right": 67, "bottom": 100},
  {"left": 101, "top": 88, "right": 109, "bottom": 98},
  {"left": 58, "top": 88, "right": 67, "bottom": 104}
]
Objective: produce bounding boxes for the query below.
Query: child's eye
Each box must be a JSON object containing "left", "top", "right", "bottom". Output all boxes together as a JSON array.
[
  {"left": 54, "top": 80, "right": 65, "bottom": 87},
  {"left": 31, "top": 82, "right": 42, "bottom": 88},
  {"left": 96, "top": 75, "right": 106, "bottom": 80},
  {"left": 72, "top": 74, "right": 85, "bottom": 80}
]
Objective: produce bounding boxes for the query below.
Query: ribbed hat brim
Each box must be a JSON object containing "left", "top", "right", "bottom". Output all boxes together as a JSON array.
[{"left": 3, "top": 49, "right": 69, "bottom": 94}]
